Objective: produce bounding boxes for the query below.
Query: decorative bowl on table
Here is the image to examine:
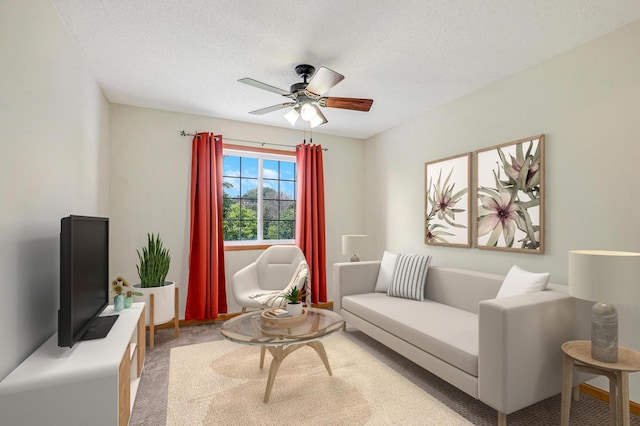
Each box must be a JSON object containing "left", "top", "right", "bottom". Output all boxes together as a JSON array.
[{"left": 261, "top": 307, "right": 308, "bottom": 328}]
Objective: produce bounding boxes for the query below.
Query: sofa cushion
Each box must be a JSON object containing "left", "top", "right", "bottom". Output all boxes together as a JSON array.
[
  {"left": 496, "top": 265, "right": 550, "bottom": 298},
  {"left": 388, "top": 254, "right": 431, "bottom": 301},
  {"left": 342, "top": 292, "right": 479, "bottom": 376},
  {"left": 374, "top": 250, "right": 398, "bottom": 293}
]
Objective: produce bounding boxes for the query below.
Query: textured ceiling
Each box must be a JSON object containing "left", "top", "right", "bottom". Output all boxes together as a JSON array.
[{"left": 51, "top": 1, "right": 640, "bottom": 139}]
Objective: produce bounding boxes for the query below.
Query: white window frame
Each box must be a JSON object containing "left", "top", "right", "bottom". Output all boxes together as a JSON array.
[{"left": 223, "top": 146, "right": 296, "bottom": 247}]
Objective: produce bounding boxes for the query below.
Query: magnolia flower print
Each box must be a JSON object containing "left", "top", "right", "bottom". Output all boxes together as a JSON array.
[
  {"left": 477, "top": 184, "right": 519, "bottom": 247},
  {"left": 498, "top": 141, "right": 541, "bottom": 194},
  {"left": 425, "top": 211, "right": 455, "bottom": 243},
  {"left": 477, "top": 139, "right": 542, "bottom": 249},
  {"left": 427, "top": 167, "right": 468, "bottom": 230}
]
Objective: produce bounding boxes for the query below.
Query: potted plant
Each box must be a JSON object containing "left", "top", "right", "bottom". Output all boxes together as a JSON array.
[
  {"left": 284, "top": 286, "right": 306, "bottom": 316},
  {"left": 132, "top": 233, "right": 176, "bottom": 327}
]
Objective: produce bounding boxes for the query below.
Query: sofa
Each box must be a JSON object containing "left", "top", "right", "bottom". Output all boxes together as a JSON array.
[{"left": 333, "top": 260, "right": 593, "bottom": 425}]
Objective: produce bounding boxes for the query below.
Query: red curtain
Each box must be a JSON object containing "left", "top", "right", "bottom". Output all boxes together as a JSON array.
[
  {"left": 185, "top": 133, "right": 227, "bottom": 320},
  {"left": 295, "top": 143, "right": 327, "bottom": 303}
]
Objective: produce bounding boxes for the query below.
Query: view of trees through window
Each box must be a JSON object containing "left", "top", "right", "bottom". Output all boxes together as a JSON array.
[{"left": 223, "top": 150, "right": 296, "bottom": 243}]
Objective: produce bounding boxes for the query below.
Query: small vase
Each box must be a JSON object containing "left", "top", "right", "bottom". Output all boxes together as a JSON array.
[
  {"left": 114, "top": 294, "right": 125, "bottom": 312},
  {"left": 124, "top": 296, "right": 133, "bottom": 308}
]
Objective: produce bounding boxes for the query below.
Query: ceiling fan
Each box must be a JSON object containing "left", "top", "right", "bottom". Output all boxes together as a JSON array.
[{"left": 238, "top": 64, "right": 373, "bottom": 128}]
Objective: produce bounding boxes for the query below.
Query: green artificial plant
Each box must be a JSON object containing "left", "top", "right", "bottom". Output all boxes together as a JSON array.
[
  {"left": 136, "top": 233, "right": 171, "bottom": 288},
  {"left": 284, "top": 286, "right": 306, "bottom": 304}
]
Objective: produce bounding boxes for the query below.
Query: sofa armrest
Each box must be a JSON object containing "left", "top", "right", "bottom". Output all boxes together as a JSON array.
[
  {"left": 332, "top": 261, "right": 381, "bottom": 313},
  {"left": 478, "top": 290, "right": 592, "bottom": 414}
]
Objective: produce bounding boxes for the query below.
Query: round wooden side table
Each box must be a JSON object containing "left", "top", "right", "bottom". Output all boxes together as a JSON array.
[{"left": 561, "top": 340, "right": 640, "bottom": 426}]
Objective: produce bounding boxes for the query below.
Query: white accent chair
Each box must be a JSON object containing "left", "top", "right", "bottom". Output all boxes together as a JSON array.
[{"left": 232, "top": 245, "right": 308, "bottom": 313}]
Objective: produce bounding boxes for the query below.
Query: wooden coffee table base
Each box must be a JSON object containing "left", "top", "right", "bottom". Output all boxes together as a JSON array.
[{"left": 259, "top": 341, "right": 333, "bottom": 403}]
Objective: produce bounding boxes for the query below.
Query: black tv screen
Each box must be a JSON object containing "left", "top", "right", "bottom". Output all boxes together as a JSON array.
[{"left": 58, "top": 215, "right": 115, "bottom": 348}]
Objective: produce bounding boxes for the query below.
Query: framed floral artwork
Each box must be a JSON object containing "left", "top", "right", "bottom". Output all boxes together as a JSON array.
[
  {"left": 475, "top": 135, "right": 545, "bottom": 253},
  {"left": 425, "top": 152, "right": 471, "bottom": 247}
]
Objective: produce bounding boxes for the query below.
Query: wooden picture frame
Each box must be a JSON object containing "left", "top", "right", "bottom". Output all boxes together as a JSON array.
[
  {"left": 474, "top": 135, "right": 545, "bottom": 253},
  {"left": 425, "top": 152, "right": 471, "bottom": 247}
]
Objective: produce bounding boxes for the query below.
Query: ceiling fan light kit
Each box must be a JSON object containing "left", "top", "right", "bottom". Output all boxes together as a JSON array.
[
  {"left": 284, "top": 108, "right": 300, "bottom": 126},
  {"left": 239, "top": 64, "right": 373, "bottom": 128}
]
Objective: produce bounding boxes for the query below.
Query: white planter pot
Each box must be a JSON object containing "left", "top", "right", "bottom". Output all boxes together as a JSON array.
[
  {"left": 133, "top": 281, "right": 176, "bottom": 326},
  {"left": 286, "top": 302, "right": 303, "bottom": 317}
]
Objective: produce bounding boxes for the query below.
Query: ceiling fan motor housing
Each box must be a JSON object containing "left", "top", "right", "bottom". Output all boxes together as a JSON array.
[
  {"left": 292, "top": 64, "right": 318, "bottom": 102},
  {"left": 290, "top": 82, "right": 308, "bottom": 94},
  {"left": 294, "top": 64, "right": 316, "bottom": 81}
]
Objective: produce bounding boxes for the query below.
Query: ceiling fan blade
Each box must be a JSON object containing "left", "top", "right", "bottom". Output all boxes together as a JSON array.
[
  {"left": 249, "top": 102, "right": 296, "bottom": 115},
  {"left": 238, "top": 78, "right": 291, "bottom": 96},
  {"left": 305, "top": 67, "right": 344, "bottom": 96},
  {"left": 320, "top": 97, "right": 374, "bottom": 112}
]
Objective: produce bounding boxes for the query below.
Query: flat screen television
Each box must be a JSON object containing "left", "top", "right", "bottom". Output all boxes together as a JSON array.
[{"left": 58, "top": 215, "right": 117, "bottom": 348}]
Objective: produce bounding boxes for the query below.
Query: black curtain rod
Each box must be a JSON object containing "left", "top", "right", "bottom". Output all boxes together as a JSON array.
[{"left": 178, "top": 130, "right": 328, "bottom": 151}]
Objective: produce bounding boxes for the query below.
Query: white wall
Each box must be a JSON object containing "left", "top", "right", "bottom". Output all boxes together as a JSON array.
[
  {"left": 0, "top": 0, "right": 109, "bottom": 379},
  {"left": 108, "top": 104, "right": 365, "bottom": 317},
  {"left": 364, "top": 21, "right": 640, "bottom": 401}
]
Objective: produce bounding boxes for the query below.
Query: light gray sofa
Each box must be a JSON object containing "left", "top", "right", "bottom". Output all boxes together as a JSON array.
[{"left": 333, "top": 261, "right": 592, "bottom": 426}]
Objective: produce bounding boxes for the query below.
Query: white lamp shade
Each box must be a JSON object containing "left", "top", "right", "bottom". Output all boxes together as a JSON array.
[
  {"left": 284, "top": 108, "right": 299, "bottom": 126},
  {"left": 342, "top": 235, "right": 368, "bottom": 257},
  {"left": 568, "top": 250, "right": 640, "bottom": 305},
  {"left": 309, "top": 105, "right": 327, "bottom": 128}
]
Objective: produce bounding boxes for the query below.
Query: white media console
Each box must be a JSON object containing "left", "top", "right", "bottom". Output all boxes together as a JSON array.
[{"left": 0, "top": 303, "right": 146, "bottom": 426}]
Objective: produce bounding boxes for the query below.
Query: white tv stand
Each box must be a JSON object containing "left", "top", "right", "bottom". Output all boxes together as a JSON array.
[{"left": 0, "top": 303, "right": 145, "bottom": 426}]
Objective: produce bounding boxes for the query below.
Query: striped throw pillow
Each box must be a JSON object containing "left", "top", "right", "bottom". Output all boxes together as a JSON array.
[{"left": 387, "top": 254, "right": 431, "bottom": 301}]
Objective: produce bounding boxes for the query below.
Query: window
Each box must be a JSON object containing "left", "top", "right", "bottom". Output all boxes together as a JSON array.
[{"left": 222, "top": 147, "right": 296, "bottom": 245}]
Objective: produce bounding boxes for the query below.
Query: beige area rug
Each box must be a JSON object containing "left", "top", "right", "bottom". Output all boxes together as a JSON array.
[{"left": 167, "top": 332, "right": 472, "bottom": 425}]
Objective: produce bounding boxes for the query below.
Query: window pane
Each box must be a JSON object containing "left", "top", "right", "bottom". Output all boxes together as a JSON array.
[
  {"left": 279, "top": 200, "right": 296, "bottom": 218},
  {"left": 239, "top": 221, "right": 257, "bottom": 240},
  {"left": 280, "top": 181, "right": 295, "bottom": 200},
  {"left": 241, "top": 178, "right": 258, "bottom": 198},
  {"left": 224, "top": 220, "right": 241, "bottom": 241},
  {"left": 280, "top": 161, "right": 295, "bottom": 180},
  {"left": 263, "top": 180, "right": 279, "bottom": 199},
  {"left": 262, "top": 199, "right": 278, "bottom": 220},
  {"left": 263, "top": 220, "right": 279, "bottom": 240},
  {"left": 263, "top": 160, "right": 278, "bottom": 180},
  {"left": 223, "top": 177, "right": 240, "bottom": 198},
  {"left": 279, "top": 220, "right": 295, "bottom": 240},
  {"left": 223, "top": 198, "right": 240, "bottom": 220},
  {"left": 241, "top": 157, "right": 258, "bottom": 178},
  {"left": 223, "top": 155, "right": 240, "bottom": 177},
  {"left": 240, "top": 199, "right": 257, "bottom": 216}
]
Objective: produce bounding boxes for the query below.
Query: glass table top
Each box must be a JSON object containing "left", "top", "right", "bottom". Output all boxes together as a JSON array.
[{"left": 220, "top": 307, "right": 344, "bottom": 346}]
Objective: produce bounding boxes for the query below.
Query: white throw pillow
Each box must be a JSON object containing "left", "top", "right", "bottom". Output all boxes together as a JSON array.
[
  {"left": 496, "top": 265, "right": 550, "bottom": 298},
  {"left": 374, "top": 251, "right": 399, "bottom": 292},
  {"left": 249, "top": 260, "right": 310, "bottom": 307},
  {"left": 387, "top": 254, "right": 431, "bottom": 301}
]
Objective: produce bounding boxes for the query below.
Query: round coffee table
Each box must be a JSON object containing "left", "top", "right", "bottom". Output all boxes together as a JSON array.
[{"left": 220, "top": 307, "right": 344, "bottom": 403}]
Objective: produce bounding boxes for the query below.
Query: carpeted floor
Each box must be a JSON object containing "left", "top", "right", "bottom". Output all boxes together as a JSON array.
[{"left": 130, "top": 322, "right": 640, "bottom": 425}]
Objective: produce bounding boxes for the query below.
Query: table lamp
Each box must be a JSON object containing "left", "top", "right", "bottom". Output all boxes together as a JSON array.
[
  {"left": 342, "top": 235, "right": 367, "bottom": 262},
  {"left": 568, "top": 250, "right": 640, "bottom": 363}
]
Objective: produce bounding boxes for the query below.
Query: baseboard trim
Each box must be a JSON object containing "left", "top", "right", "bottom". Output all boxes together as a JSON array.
[{"left": 580, "top": 383, "right": 640, "bottom": 415}]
